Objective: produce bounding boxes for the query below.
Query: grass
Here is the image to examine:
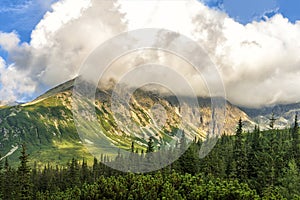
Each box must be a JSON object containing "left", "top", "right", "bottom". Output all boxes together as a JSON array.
[{"left": 0, "top": 86, "right": 209, "bottom": 167}]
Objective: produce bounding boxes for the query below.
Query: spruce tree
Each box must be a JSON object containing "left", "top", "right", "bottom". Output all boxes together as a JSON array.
[
  {"left": 92, "top": 157, "right": 99, "bottom": 182},
  {"left": 146, "top": 137, "right": 155, "bottom": 153},
  {"left": 18, "top": 144, "right": 32, "bottom": 200},
  {"left": 234, "top": 118, "right": 247, "bottom": 180},
  {"left": 269, "top": 113, "right": 276, "bottom": 129},
  {"left": 68, "top": 158, "right": 80, "bottom": 187},
  {"left": 146, "top": 137, "right": 155, "bottom": 163},
  {"left": 81, "top": 158, "right": 89, "bottom": 184},
  {"left": 247, "top": 124, "right": 261, "bottom": 186},
  {"left": 131, "top": 141, "right": 135, "bottom": 153},
  {"left": 0, "top": 154, "right": 2, "bottom": 199},
  {"left": 178, "top": 142, "right": 200, "bottom": 175},
  {"left": 279, "top": 159, "right": 300, "bottom": 199},
  {"left": 291, "top": 114, "right": 300, "bottom": 165},
  {"left": 31, "top": 161, "right": 38, "bottom": 200}
]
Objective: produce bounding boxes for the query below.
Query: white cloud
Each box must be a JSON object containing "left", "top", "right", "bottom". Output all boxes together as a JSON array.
[
  {"left": 0, "top": 0, "right": 126, "bottom": 102},
  {"left": 0, "top": 0, "right": 300, "bottom": 108},
  {"left": 0, "top": 57, "right": 36, "bottom": 103},
  {"left": 119, "top": 0, "right": 200, "bottom": 39},
  {"left": 0, "top": 32, "right": 20, "bottom": 51},
  {"left": 120, "top": 0, "right": 300, "bottom": 107},
  {"left": 206, "top": 14, "right": 300, "bottom": 107},
  {"left": 30, "top": 0, "right": 92, "bottom": 48}
]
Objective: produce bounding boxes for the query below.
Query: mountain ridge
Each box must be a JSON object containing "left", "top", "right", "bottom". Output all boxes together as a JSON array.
[
  {"left": 239, "top": 103, "right": 300, "bottom": 129},
  {"left": 0, "top": 79, "right": 255, "bottom": 166}
]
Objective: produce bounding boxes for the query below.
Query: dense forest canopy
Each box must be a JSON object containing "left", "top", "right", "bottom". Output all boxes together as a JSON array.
[{"left": 0, "top": 116, "right": 300, "bottom": 199}]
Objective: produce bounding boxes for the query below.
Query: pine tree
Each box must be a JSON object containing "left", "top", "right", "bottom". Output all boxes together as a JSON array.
[
  {"left": 279, "top": 159, "right": 300, "bottom": 199},
  {"left": 291, "top": 114, "right": 300, "bottom": 165},
  {"left": 131, "top": 141, "right": 135, "bottom": 153},
  {"left": 224, "top": 136, "right": 236, "bottom": 179},
  {"left": 2, "top": 157, "right": 12, "bottom": 200},
  {"left": 92, "top": 157, "right": 99, "bottom": 182},
  {"left": 247, "top": 124, "right": 261, "bottom": 186},
  {"left": 145, "top": 137, "right": 155, "bottom": 164},
  {"left": 269, "top": 113, "right": 276, "bottom": 129},
  {"left": 31, "top": 161, "right": 38, "bottom": 200},
  {"left": 3, "top": 158, "right": 20, "bottom": 199},
  {"left": 18, "top": 144, "right": 32, "bottom": 200},
  {"left": 0, "top": 154, "right": 2, "bottom": 172},
  {"left": 0, "top": 154, "right": 2, "bottom": 199},
  {"left": 178, "top": 142, "right": 200, "bottom": 175},
  {"left": 4, "top": 157, "right": 9, "bottom": 171},
  {"left": 81, "top": 158, "right": 89, "bottom": 184},
  {"left": 146, "top": 137, "right": 155, "bottom": 153},
  {"left": 234, "top": 118, "right": 247, "bottom": 180},
  {"left": 68, "top": 158, "right": 80, "bottom": 187},
  {"left": 292, "top": 114, "right": 298, "bottom": 134}
]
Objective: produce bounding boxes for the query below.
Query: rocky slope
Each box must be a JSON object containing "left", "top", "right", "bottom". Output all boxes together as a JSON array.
[
  {"left": 239, "top": 103, "right": 300, "bottom": 130},
  {"left": 0, "top": 79, "right": 254, "bottom": 166}
]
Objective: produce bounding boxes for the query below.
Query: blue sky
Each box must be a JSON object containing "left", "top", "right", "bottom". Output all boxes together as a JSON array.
[
  {"left": 0, "top": 0, "right": 57, "bottom": 60},
  {"left": 0, "top": 0, "right": 57, "bottom": 42},
  {"left": 201, "top": 0, "right": 300, "bottom": 24}
]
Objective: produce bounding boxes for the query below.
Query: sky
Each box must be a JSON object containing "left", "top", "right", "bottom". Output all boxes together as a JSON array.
[
  {"left": 202, "top": 0, "right": 300, "bottom": 24},
  {"left": 0, "top": 0, "right": 300, "bottom": 107}
]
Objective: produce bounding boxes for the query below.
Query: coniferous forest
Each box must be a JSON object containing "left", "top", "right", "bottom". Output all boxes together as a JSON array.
[{"left": 0, "top": 117, "right": 300, "bottom": 200}]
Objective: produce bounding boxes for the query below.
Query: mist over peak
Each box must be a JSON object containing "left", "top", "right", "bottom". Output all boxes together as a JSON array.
[{"left": 0, "top": 0, "right": 300, "bottom": 108}]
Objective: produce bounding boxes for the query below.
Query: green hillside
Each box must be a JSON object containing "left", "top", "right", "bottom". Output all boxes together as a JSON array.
[
  {"left": 0, "top": 93, "right": 93, "bottom": 167},
  {"left": 0, "top": 79, "right": 253, "bottom": 167}
]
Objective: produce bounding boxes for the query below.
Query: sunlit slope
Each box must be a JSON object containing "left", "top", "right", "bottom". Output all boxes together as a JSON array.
[
  {"left": 0, "top": 92, "right": 93, "bottom": 167},
  {"left": 0, "top": 79, "right": 254, "bottom": 166}
]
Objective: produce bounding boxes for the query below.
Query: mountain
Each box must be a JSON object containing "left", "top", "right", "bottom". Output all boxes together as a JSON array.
[
  {"left": 0, "top": 79, "right": 254, "bottom": 167},
  {"left": 239, "top": 103, "right": 300, "bottom": 130}
]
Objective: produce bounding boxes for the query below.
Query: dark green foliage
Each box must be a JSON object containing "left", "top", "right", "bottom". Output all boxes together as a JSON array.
[
  {"left": 18, "top": 144, "right": 32, "bottom": 200},
  {"left": 178, "top": 142, "right": 200, "bottom": 175},
  {"left": 146, "top": 137, "right": 155, "bottom": 153},
  {"left": 234, "top": 118, "right": 247, "bottom": 180},
  {"left": 278, "top": 159, "right": 300, "bottom": 199},
  {"left": 292, "top": 114, "right": 300, "bottom": 166},
  {"left": 131, "top": 141, "right": 135, "bottom": 153},
  {"left": 35, "top": 172, "right": 260, "bottom": 200},
  {"left": 0, "top": 119, "right": 300, "bottom": 199},
  {"left": 269, "top": 113, "right": 276, "bottom": 129},
  {"left": 0, "top": 154, "right": 2, "bottom": 200}
]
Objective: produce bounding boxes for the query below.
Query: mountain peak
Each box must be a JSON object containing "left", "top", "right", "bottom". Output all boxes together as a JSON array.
[{"left": 0, "top": 78, "right": 254, "bottom": 166}]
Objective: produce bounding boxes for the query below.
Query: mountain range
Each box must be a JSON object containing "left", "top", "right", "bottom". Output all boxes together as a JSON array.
[{"left": 0, "top": 79, "right": 297, "bottom": 167}]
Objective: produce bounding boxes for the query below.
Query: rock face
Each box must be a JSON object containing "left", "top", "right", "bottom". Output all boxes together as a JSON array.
[
  {"left": 239, "top": 103, "right": 300, "bottom": 130},
  {"left": 0, "top": 79, "right": 254, "bottom": 166}
]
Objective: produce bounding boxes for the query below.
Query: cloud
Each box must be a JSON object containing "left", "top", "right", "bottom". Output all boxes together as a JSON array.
[
  {"left": 0, "top": 57, "right": 36, "bottom": 103},
  {"left": 0, "top": 31, "right": 20, "bottom": 51},
  {"left": 119, "top": 0, "right": 300, "bottom": 107},
  {"left": 0, "top": 0, "right": 126, "bottom": 102},
  {"left": 30, "top": 0, "right": 92, "bottom": 48},
  {"left": 0, "top": 0, "right": 300, "bottom": 108},
  {"left": 198, "top": 14, "right": 300, "bottom": 107}
]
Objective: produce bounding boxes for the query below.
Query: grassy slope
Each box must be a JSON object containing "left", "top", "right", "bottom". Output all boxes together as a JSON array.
[
  {"left": 0, "top": 80, "right": 254, "bottom": 167},
  {"left": 0, "top": 92, "right": 94, "bottom": 168}
]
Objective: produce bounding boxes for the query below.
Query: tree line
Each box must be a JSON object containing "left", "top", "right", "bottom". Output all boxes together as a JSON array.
[{"left": 0, "top": 115, "right": 300, "bottom": 199}]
